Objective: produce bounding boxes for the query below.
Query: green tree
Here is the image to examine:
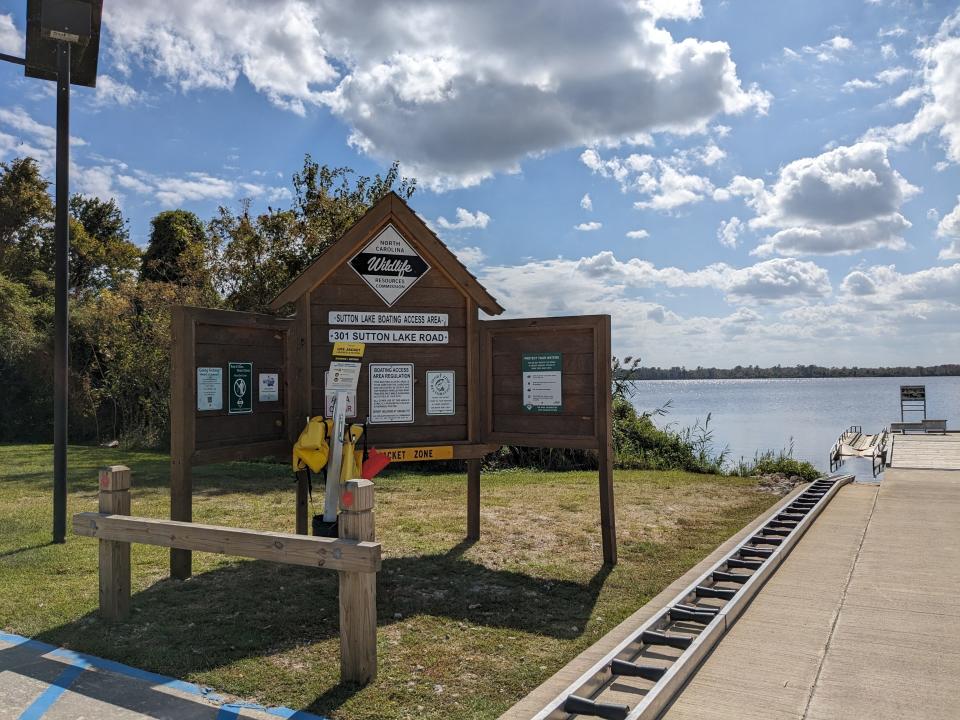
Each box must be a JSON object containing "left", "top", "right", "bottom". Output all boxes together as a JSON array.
[
  {"left": 210, "top": 201, "right": 299, "bottom": 313},
  {"left": 0, "top": 158, "right": 54, "bottom": 285},
  {"left": 292, "top": 157, "right": 416, "bottom": 264},
  {"left": 69, "top": 195, "right": 141, "bottom": 293},
  {"left": 140, "top": 210, "right": 216, "bottom": 295}
]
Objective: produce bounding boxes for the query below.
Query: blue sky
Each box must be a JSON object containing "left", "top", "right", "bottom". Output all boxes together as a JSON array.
[{"left": 2, "top": 0, "right": 960, "bottom": 368}]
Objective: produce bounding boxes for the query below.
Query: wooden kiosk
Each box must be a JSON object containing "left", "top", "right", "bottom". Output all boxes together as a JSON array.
[{"left": 169, "top": 192, "right": 616, "bottom": 579}]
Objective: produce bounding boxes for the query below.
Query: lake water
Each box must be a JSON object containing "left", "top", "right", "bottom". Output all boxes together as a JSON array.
[{"left": 628, "top": 376, "right": 960, "bottom": 473}]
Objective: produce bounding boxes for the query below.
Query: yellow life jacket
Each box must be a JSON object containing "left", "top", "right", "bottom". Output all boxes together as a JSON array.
[{"left": 292, "top": 417, "right": 330, "bottom": 473}]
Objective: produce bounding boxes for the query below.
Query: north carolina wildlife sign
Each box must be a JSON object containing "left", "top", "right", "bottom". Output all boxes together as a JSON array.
[{"left": 349, "top": 224, "right": 430, "bottom": 306}]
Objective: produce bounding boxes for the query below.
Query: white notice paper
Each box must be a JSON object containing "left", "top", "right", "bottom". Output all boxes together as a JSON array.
[
  {"left": 426, "top": 370, "right": 455, "bottom": 416},
  {"left": 327, "top": 361, "right": 362, "bottom": 391},
  {"left": 323, "top": 371, "right": 357, "bottom": 418},
  {"left": 369, "top": 363, "right": 414, "bottom": 424},
  {"left": 258, "top": 373, "right": 279, "bottom": 402},
  {"left": 197, "top": 367, "right": 222, "bottom": 411}
]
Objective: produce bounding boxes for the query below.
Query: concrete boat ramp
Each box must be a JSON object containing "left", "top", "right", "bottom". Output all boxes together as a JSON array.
[{"left": 505, "top": 445, "right": 960, "bottom": 719}]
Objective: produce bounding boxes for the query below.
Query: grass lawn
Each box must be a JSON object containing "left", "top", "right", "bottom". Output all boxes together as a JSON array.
[{"left": 0, "top": 443, "right": 781, "bottom": 719}]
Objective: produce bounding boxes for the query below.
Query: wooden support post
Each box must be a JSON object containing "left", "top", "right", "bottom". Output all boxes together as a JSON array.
[
  {"left": 98, "top": 465, "right": 131, "bottom": 620},
  {"left": 467, "top": 459, "right": 481, "bottom": 541},
  {"left": 598, "top": 438, "right": 617, "bottom": 565},
  {"left": 338, "top": 479, "right": 377, "bottom": 684},
  {"left": 597, "top": 316, "right": 618, "bottom": 566},
  {"left": 170, "top": 306, "right": 195, "bottom": 580},
  {"left": 296, "top": 470, "right": 309, "bottom": 535}
]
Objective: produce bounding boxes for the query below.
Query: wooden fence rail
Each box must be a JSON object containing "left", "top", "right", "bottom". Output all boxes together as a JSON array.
[{"left": 73, "top": 465, "right": 381, "bottom": 684}]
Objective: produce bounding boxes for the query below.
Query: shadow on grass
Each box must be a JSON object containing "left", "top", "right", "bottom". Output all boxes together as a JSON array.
[
  {"left": 37, "top": 539, "right": 611, "bottom": 715},
  {"left": 0, "top": 541, "right": 53, "bottom": 559}
]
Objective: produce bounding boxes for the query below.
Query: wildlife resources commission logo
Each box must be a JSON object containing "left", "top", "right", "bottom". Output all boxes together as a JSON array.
[{"left": 349, "top": 224, "right": 431, "bottom": 306}]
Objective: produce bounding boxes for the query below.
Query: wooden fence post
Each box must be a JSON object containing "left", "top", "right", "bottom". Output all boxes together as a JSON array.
[
  {"left": 98, "top": 465, "right": 131, "bottom": 620},
  {"left": 338, "top": 479, "right": 377, "bottom": 684}
]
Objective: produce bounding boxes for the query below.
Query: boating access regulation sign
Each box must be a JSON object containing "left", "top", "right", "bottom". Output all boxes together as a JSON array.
[{"left": 349, "top": 224, "right": 430, "bottom": 306}]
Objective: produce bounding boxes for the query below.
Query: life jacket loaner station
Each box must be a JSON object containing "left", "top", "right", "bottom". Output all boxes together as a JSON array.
[{"left": 168, "top": 192, "right": 616, "bottom": 579}]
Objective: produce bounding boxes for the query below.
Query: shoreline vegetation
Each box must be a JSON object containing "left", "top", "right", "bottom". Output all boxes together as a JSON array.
[
  {"left": 491, "top": 357, "right": 821, "bottom": 483},
  {"left": 621, "top": 363, "right": 960, "bottom": 380}
]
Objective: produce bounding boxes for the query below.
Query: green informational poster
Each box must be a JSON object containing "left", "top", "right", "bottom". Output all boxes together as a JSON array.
[
  {"left": 228, "top": 362, "right": 253, "bottom": 415},
  {"left": 522, "top": 352, "right": 562, "bottom": 413}
]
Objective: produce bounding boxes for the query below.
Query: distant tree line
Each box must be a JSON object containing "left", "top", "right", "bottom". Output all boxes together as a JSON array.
[
  {"left": 0, "top": 155, "right": 415, "bottom": 445},
  {"left": 622, "top": 364, "right": 960, "bottom": 380}
]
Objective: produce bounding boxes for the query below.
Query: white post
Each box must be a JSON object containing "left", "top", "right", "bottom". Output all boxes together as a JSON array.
[{"left": 323, "top": 391, "right": 348, "bottom": 522}]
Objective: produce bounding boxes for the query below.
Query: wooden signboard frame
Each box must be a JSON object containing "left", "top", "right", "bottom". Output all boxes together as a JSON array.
[
  {"left": 479, "top": 315, "right": 616, "bottom": 563},
  {"left": 169, "top": 306, "right": 297, "bottom": 578},
  {"left": 169, "top": 192, "right": 618, "bottom": 575}
]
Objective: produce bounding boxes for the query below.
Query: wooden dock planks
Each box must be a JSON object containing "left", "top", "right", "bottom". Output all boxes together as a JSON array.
[{"left": 888, "top": 433, "right": 960, "bottom": 470}]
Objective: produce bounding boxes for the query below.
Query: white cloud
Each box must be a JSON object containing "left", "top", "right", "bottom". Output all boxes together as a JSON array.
[
  {"left": 717, "top": 216, "right": 743, "bottom": 248},
  {"left": 798, "top": 35, "right": 855, "bottom": 62},
  {"left": 633, "top": 165, "right": 714, "bottom": 210},
  {"left": 843, "top": 78, "right": 881, "bottom": 92},
  {"left": 841, "top": 270, "right": 877, "bottom": 296},
  {"left": 435, "top": 207, "right": 490, "bottom": 230},
  {"left": 928, "top": 207, "right": 940, "bottom": 221},
  {"left": 104, "top": 0, "right": 770, "bottom": 189},
  {"left": 582, "top": 144, "right": 723, "bottom": 211},
  {"left": 892, "top": 86, "right": 925, "bottom": 107},
  {"left": 937, "top": 196, "right": 960, "bottom": 259},
  {"left": 0, "top": 13, "right": 22, "bottom": 56},
  {"left": 881, "top": 43, "right": 898, "bottom": 60},
  {"left": 92, "top": 75, "right": 141, "bottom": 107},
  {"left": 0, "top": 107, "right": 86, "bottom": 150},
  {"left": 580, "top": 193, "right": 593, "bottom": 211},
  {"left": 480, "top": 252, "right": 831, "bottom": 315},
  {"left": 700, "top": 143, "right": 726, "bottom": 165},
  {"left": 106, "top": 1, "right": 337, "bottom": 115},
  {"left": 626, "top": 229, "right": 650, "bottom": 239},
  {"left": 863, "top": 11, "right": 960, "bottom": 164},
  {"left": 879, "top": 26, "right": 908, "bottom": 38},
  {"left": 452, "top": 245, "right": 486, "bottom": 267},
  {"left": 724, "top": 142, "right": 918, "bottom": 256},
  {"left": 575, "top": 221, "right": 602, "bottom": 231},
  {"left": 841, "top": 263, "right": 960, "bottom": 304},
  {"left": 876, "top": 66, "right": 910, "bottom": 84},
  {"left": 843, "top": 66, "right": 910, "bottom": 93}
]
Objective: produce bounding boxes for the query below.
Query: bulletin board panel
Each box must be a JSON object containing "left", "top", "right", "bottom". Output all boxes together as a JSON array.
[
  {"left": 170, "top": 306, "right": 293, "bottom": 467},
  {"left": 479, "top": 315, "right": 611, "bottom": 450},
  {"left": 169, "top": 305, "right": 294, "bottom": 578}
]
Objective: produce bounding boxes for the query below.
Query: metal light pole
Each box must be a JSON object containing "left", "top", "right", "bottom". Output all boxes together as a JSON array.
[
  {"left": 0, "top": 0, "right": 102, "bottom": 543},
  {"left": 52, "top": 40, "right": 70, "bottom": 543}
]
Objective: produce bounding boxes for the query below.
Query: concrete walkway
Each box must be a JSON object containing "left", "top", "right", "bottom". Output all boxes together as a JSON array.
[
  {"left": 664, "top": 467, "right": 960, "bottom": 719},
  {"left": 0, "top": 632, "right": 325, "bottom": 720}
]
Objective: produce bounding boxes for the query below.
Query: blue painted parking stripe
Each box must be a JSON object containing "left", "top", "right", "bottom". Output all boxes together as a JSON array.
[
  {"left": 17, "top": 663, "right": 85, "bottom": 720},
  {"left": 1, "top": 632, "right": 327, "bottom": 720}
]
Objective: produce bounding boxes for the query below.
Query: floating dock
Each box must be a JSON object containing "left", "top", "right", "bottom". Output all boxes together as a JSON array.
[{"left": 505, "top": 449, "right": 960, "bottom": 719}]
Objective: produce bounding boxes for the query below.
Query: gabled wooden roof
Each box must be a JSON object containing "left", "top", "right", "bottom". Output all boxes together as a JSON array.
[{"left": 269, "top": 192, "right": 504, "bottom": 314}]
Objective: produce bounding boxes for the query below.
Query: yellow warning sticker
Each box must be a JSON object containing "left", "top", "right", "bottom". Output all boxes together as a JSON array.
[
  {"left": 332, "top": 341, "right": 365, "bottom": 360},
  {"left": 380, "top": 446, "right": 454, "bottom": 462}
]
